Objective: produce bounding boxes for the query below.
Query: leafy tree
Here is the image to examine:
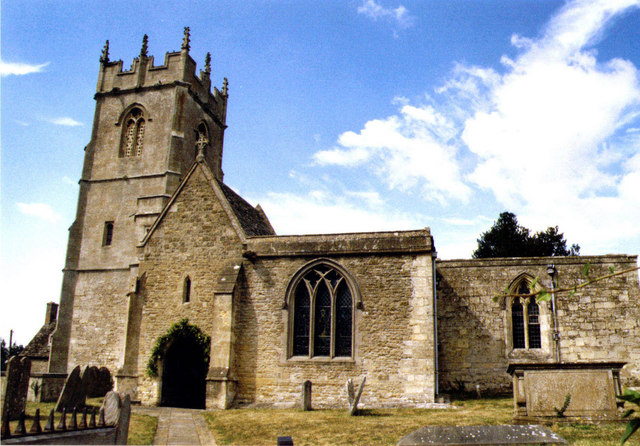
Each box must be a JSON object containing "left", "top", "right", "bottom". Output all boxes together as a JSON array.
[
  {"left": 1, "top": 338, "right": 24, "bottom": 372},
  {"left": 473, "top": 212, "right": 580, "bottom": 258}
]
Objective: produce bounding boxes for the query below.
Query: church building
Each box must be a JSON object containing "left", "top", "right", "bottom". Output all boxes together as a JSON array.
[{"left": 47, "top": 31, "right": 640, "bottom": 409}]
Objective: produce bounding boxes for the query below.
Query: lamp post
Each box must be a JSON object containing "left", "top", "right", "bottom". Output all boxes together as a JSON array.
[{"left": 547, "top": 264, "right": 561, "bottom": 363}]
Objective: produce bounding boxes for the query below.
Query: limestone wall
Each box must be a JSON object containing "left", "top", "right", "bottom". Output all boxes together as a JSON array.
[
  {"left": 236, "top": 233, "right": 436, "bottom": 408},
  {"left": 436, "top": 255, "right": 640, "bottom": 394},
  {"left": 134, "top": 166, "right": 245, "bottom": 404}
]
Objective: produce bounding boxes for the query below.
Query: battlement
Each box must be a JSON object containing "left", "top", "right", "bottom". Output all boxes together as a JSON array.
[{"left": 96, "top": 28, "right": 227, "bottom": 123}]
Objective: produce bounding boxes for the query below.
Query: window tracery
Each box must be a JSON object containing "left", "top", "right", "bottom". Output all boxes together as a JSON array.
[
  {"left": 120, "top": 108, "right": 145, "bottom": 157},
  {"left": 289, "top": 262, "right": 356, "bottom": 359},
  {"left": 509, "top": 280, "right": 541, "bottom": 350}
]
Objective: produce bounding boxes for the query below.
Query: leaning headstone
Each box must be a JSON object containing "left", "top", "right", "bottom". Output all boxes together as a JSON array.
[
  {"left": 82, "top": 366, "right": 99, "bottom": 398},
  {"left": 301, "top": 380, "right": 312, "bottom": 411},
  {"left": 102, "top": 390, "right": 122, "bottom": 426},
  {"left": 115, "top": 393, "right": 131, "bottom": 445},
  {"left": 55, "top": 365, "right": 87, "bottom": 412},
  {"left": 1, "top": 356, "right": 31, "bottom": 421},
  {"left": 396, "top": 425, "right": 567, "bottom": 445},
  {"left": 346, "top": 376, "right": 366, "bottom": 415}
]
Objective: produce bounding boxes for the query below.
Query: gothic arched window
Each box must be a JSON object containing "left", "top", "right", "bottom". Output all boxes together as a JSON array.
[
  {"left": 510, "top": 281, "right": 541, "bottom": 350},
  {"left": 120, "top": 108, "right": 145, "bottom": 157},
  {"left": 288, "top": 262, "right": 356, "bottom": 359}
]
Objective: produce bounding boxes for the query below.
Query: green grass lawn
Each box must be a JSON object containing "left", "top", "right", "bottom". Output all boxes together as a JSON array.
[
  {"left": 203, "top": 396, "right": 640, "bottom": 446},
  {"left": 6, "top": 398, "right": 157, "bottom": 445}
]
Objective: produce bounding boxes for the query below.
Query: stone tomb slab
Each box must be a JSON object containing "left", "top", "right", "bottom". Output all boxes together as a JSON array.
[
  {"left": 507, "top": 362, "right": 625, "bottom": 420},
  {"left": 396, "top": 425, "right": 567, "bottom": 446}
]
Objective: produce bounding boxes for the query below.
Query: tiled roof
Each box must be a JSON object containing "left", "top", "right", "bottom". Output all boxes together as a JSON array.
[
  {"left": 218, "top": 180, "right": 275, "bottom": 237},
  {"left": 20, "top": 321, "right": 56, "bottom": 359}
]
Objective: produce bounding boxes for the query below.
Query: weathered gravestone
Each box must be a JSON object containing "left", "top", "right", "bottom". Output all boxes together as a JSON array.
[
  {"left": 96, "top": 366, "right": 114, "bottom": 397},
  {"left": 101, "top": 390, "right": 131, "bottom": 445},
  {"left": 301, "top": 380, "right": 312, "bottom": 411},
  {"left": 396, "top": 425, "right": 567, "bottom": 445},
  {"left": 55, "top": 365, "right": 87, "bottom": 412},
  {"left": 346, "top": 376, "right": 366, "bottom": 415},
  {"left": 1, "top": 356, "right": 31, "bottom": 421},
  {"left": 83, "top": 365, "right": 113, "bottom": 398}
]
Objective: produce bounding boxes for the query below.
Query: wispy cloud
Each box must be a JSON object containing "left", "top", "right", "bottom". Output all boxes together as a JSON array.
[
  {"left": 48, "top": 117, "right": 83, "bottom": 127},
  {"left": 318, "top": 0, "right": 640, "bottom": 254},
  {"left": 17, "top": 203, "right": 62, "bottom": 223},
  {"left": 357, "top": 0, "right": 415, "bottom": 29},
  {"left": 0, "top": 60, "right": 49, "bottom": 76}
]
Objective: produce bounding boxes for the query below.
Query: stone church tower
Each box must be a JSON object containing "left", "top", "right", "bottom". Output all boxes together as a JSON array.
[{"left": 49, "top": 29, "right": 229, "bottom": 374}]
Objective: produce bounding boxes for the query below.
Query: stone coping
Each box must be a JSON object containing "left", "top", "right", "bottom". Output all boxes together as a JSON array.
[
  {"left": 507, "top": 361, "right": 626, "bottom": 375},
  {"left": 437, "top": 254, "right": 636, "bottom": 268},
  {"left": 245, "top": 229, "right": 433, "bottom": 257}
]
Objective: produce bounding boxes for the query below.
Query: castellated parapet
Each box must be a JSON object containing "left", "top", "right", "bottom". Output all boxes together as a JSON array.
[{"left": 96, "top": 32, "right": 228, "bottom": 129}]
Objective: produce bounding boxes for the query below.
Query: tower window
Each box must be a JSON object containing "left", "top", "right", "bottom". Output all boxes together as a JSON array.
[
  {"left": 103, "top": 221, "right": 114, "bottom": 246},
  {"left": 120, "top": 108, "right": 145, "bottom": 157}
]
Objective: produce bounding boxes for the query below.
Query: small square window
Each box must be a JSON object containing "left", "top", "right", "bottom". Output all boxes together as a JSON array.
[{"left": 103, "top": 221, "right": 114, "bottom": 246}]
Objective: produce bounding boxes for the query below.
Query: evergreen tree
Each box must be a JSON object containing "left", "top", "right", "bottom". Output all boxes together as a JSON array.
[
  {"left": 473, "top": 212, "right": 580, "bottom": 258},
  {"left": 1, "top": 338, "right": 24, "bottom": 371}
]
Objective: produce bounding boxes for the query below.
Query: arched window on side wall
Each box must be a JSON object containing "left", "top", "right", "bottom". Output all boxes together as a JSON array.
[
  {"left": 288, "top": 261, "right": 357, "bottom": 359},
  {"left": 120, "top": 108, "right": 146, "bottom": 157},
  {"left": 510, "top": 281, "right": 541, "bottom": 350}
]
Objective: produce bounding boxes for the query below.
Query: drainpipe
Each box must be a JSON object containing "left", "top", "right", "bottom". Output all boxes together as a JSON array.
[
  {"left": 547, "top": 264, "right": 561, "bottom": 363},
  {"left": 433, "top": 254, "right": 439, "bottom": 396}
]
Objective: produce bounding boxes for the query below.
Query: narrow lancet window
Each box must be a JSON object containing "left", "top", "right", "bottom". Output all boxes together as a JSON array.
[
  {"left": 512, "top": 299, "right": 525, "bottom": 349},
  {"left": 527, "top": 300, "right": 541, "bottom": 348},
  {"left": 313, "top": 282, "right": 332, "bottom": 357},
  {"left": 103, "top": 221, "right": 114, "bottom": 246},
  {"left": 183, "top": 277, "right": 191, "bottom": 303},
  {"left": 293, "top": 285, "right": 310, "bottom": 356}
]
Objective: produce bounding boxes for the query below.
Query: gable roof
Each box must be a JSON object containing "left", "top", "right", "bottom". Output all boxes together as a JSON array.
[
  {"left": 217, "top": 181, "right": 274, "bottom": 237},
  {"left": 20, "top": 321, "right": 56, "bottom": 360},
  {"left": 140, "top": 159, "right": 275, "bottom": 247}
]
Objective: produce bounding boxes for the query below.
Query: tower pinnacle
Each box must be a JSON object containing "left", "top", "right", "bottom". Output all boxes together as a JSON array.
[
  {"left": 100, "top": 40, "right": 110, "bottom": 64},
  {"left": 182, "top": 27, "right": 191, "bottom": 52},
  {"left": 205, "top": 52, "right": 211, "bottom": 74},
  {"left": 140, "top": 34, "right": 149, "bottom": 59}
]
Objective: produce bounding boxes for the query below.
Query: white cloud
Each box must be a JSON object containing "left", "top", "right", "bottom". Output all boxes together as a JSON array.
[
  {"left": 357, "top": 0, "right": 415, "bottom": 29},
  {"left": 252, "top": 190, "right": 422, "bottom": 235},
  {"left": 0, "top": 60, "right": 49, "bottom": 76},
  {"left": 49, "top": 117, "right": 83, "bottom": 127},
  {"left": 317, "top": 0, "right": 640, "bottom": 255},
  {"left": 314, "top": 103, "right": 471, "bottom": 204},
  {"left": 17, "top": 203, "right": 62, "bottom": 223}
]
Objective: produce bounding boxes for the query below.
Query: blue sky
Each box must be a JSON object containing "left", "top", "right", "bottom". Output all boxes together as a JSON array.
[{"left": 2, "top": 0, "right": 640, "bottom": 344}]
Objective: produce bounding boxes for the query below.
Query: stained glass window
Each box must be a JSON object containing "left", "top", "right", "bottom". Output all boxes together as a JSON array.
[
  {"left": 335, "top": 281, "right": 352, "bottom": 357},
  {"left": 293, "top": 284, "right": 310, "bottom": 356},
  {"left": 290, "top": 263, "right": 355, "bottom": 359},
  {"left": 313, "top": 281, "right": 332, "bottom": 356},
  {"left": 512, "top": 299, "right": 525, "bottom": 349}
]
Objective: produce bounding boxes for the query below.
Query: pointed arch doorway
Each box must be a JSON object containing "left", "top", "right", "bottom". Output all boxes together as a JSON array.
[{"left": 149, "top": 319, "right": 210, "bottom": 409}]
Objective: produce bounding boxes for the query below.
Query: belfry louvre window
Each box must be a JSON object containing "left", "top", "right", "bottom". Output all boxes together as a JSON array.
[
  {"left": 120, "top": 108, "right": 145, "bottom": 157},
  {"left": 511, "top": 282, "right": 541, "bottom": 349},
  {"left": 291, "top": 263, "right": 354, "bottom": 358}
]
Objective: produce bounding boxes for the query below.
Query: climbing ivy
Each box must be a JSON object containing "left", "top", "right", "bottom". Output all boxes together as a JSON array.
[{"left": 146, "top": 318, "right": 210, "bottom": 377}]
